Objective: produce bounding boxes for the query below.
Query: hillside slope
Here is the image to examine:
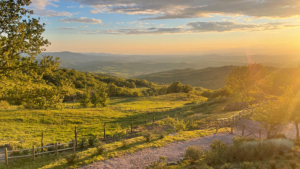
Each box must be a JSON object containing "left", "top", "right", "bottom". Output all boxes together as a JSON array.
[{"left": 136, "top": 66, "right": 236, "bottom": 89}]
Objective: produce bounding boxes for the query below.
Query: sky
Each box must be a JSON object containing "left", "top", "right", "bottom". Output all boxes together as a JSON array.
[{"left": 29, "top": 0, "right": 300, "bottom": 55}]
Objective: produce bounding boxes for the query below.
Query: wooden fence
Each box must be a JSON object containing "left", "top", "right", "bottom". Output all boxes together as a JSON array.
[
  {"left": 2, "top": 140, "right": 76, "bottom": 164},
  {"left": 215, "top": 101, "right": 277, "bottom": 138}
]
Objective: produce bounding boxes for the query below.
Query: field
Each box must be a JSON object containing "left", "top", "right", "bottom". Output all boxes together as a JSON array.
[{"left": 0, "top": 93, "right": 238, "bottom": 169}]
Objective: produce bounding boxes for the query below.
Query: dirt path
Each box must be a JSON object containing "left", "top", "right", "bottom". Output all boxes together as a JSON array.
[{"left": 80, "top": 133, "right": 234, "bottom": 169}]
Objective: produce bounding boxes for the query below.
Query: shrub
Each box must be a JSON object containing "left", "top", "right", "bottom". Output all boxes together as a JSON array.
[
  {"left": 184, "top": 146, "right": 203, "bottom": 164},
  {"left": 121, "top": 139, "right": 129, "bottom": 148},
  {"left": 269, "top": 160, "right": 276, "bottom": 169},
  {"left": 146, "top": 156, "right": 167, "bottom": 169},
  {"left": 289, "top": 160, "right": 297, "bottom": 169},
  {"left": 96, "top": 141, "right": 106, "bottom": 155},
  {"left": 220, "top": 163, "right": 232, "bottom": 169},
  {"left": 286, "top": 154, "right": 293, "bottom": 160},
  {"left": 88, "top": 135, "right": 98, "bottom": 147},
  {"left": 273, "top": 134, "right": 287, "bottom": 139},
  {"left": 159, "top": 132, "right": 166, "bottom": 139},
  {"left": 79, "top": 137, "right": 87, "bottom": 149},
  {"left": 142, "top": 131, "right": 153, "bottom": 142},
  {"left": 65, "top": 154, "right": 78, "bottom": 164},
  {"left": 240, "top": 162, "right": 253, "bottom": 169}
]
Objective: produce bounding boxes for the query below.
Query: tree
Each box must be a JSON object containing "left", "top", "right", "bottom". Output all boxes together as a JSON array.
[
  {"left": 252, "top": 99, "right": 289, "bottom": 138},
  {"left": 80, "top": 89, "right": 92, "bottom": 108},
  {"left": 226, "top": 63, "right": 270, "bottom": 102},
  {"left": 0, "top": 0, "right": 59, "bottom": 78},
  {"left": 167, "top": 81, "right": 182, "bottom": 93},
  {"left": 182, "top": 84, "right": 194, "bottom": 93},
  {"left": 0, "top": 0, "right": 64, "bottom": 109},
  {"left": 290, "top": 101, "right": 300, "bottom": 138},
  {"left": 91, "top": 83, "right": 109, "bottom": 107},
  {"left": 107, "top": 83, "right": 118, "bottom": 97}
]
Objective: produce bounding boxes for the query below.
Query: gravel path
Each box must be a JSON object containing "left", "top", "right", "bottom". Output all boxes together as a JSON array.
[{"left": 80, "top": 133, "right": 234, "bottom": 169}]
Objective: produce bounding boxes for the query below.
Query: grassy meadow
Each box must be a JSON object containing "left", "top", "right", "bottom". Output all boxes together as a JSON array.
[{"left": 0, "top": 93, "right": 239, "bottom": 168}]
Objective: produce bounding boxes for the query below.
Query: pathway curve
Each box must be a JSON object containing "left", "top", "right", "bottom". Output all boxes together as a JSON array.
[{"left": 80, "top": 133, "right": 234, "bottom": 169}]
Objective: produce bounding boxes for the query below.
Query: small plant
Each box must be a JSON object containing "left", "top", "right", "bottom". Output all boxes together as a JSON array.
[
  {"left": 142, "top": 131, "right": 153, "bottom": 142},
  {"left": 88, "top": 135, "right": 98, "bottom": 147},
  {"left": 121, "top": 139, "right": 129, "bottom": 148},
  {"left": 65, "top": 154, "right": 78, "bottom": 164},
  {"left": 220, "top": 163, "right": 232, "bottom": 169},
  {"left": 146, "top": 156, "right": 167, "bottom": 169},
  {"left": 269, "top": 160, "right": 276, "bottom": 169},
  {"left": 96, "top": 141, "right": 106, "bottom": 155},
  {"left": 184, "top": 146, "right": 203, "bottom": 164},
  {"left": 80, "top": 137, "right": 87, "bottom": 149},
  {"left": 289, "top": 160, "right": 297, "bottom": 169},
  {"left": 240, "top": 162, "right": 253, "bottom": 169},
  {"left": 273, "top": 155, "right": 281, "bottom": 159},
  {"left": 159, "top": 132, "right": 166, "bottom": 139}
]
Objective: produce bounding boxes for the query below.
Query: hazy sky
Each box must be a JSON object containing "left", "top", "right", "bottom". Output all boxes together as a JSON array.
[{"left": 30, "top": 0, "right": 300, "bottom": 55}]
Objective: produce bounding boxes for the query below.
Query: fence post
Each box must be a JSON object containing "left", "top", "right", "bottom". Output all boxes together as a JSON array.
[
  {"left": 131, "top": 118, "right": 133, "bottom": 135},
  {"left": 5, "top": 148, "right": 8, "bottom": 164},
  {"left": 104, "top": 123, "right": 106, "bottom": 140},
  {"left": 75, "top": 126, "right": 77, "bottom": 147},
  {"left": 55, "top": 142, "right": 58, "bottom": 156},
  {"left": 73, "top": 140, "right": 75, "bottom": 153},
  {"left": 41, "top": 132, "right": 43, "bottom": 152},
  {"left": 152, "top": 112, "right": 155, "bottom": 128},
  {"left": 32, "top": 145, "right": 35, "bottom": 160},
  {"left": 242, "top": 125, "right": 245, "bottom": 136}
]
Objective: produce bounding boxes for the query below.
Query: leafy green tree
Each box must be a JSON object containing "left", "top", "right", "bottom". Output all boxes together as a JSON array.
[
  {"left": 182, "top": 84, "right": 194, "bottom": 93},
  {"left": 167, "top": 81, "right": 182, "bottom": 93},
  {"left": 290, "top": 100, "right": 300, "bottom": 138},
  {"left": 252, "top": 99, "right": 289, "bottom": 138},
  {"left": 91, "top": 83, "right": 109, "bottom": 107},
  {"left": 226, "top": 64, "right": 270, "bottom": 102},
  {"left": 80, "top": 89, "right": 92, "bottom": 108},
  {"left": 0, "top": 0, "right": 66, "bottom": 109},
  {"left": 107, "top": 83, "right": 118, "bottom": 97}
]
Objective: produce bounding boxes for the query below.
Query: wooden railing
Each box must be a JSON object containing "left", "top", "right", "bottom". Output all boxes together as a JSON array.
[{"left": 3, "top": 140, "right": 76, "bottom": 164}]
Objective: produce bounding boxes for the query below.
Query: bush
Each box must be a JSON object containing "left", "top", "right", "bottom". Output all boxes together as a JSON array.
[
  {"left": 159, "top": 132, "right": 166, "bottom": 139},
  {"left": 269, "top": 160, "right": 276, "bottom": 169},
  {"left": 121, "top": 139, "right": 129, "bottom": 148},
  {"left": 65, "top": 154, "right": 78, "bottom": 164},
  {"left": 88, "top": 135, "right": 98, "bottom": 147},
  {"left": 142, "top": 131, "right": 153, "bottom": 142},
  {"left": 96, "top": 141, "right": 106, "bottom": 155},
  {"left": 273, "top": 134, "right": 287, "bottom": 139},
  {"left": 184, "top": 146, "right": 203, "bottom": 164},
  {"left": 79, "top": 137, "right": 87, "bottom": 149},
  {"left": 146, "top": 156, "right": 167, "bottom": 169},
  {"left": 240, "top": 162, "right": 253, "bottom": 169},
  {"left": 289, "top": 160, "right": 297, "bottom": 169},
  {"left": 174, "top": 119, "right": 188, "bottom": 131}
]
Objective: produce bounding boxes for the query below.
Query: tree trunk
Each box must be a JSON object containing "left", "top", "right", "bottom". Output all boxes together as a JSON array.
[{"left": 296, "top": 123, "right": 299, "bottom": 139}]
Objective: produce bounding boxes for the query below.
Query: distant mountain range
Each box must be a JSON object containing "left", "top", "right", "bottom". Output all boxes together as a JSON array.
[
  {"left": 35, "top": 51, "right": 299, "bottom": 78},
  {"left": 136, "top": 66, "right": 236, "bottom": 89}
]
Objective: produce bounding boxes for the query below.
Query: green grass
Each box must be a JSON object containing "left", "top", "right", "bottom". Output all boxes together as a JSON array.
[{"left": 0, "top": 93, "right": 239, "bottom": 168}]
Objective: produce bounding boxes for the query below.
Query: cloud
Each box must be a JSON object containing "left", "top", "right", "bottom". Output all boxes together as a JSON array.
[
  {"left": 79, "top": 21, "right": 300, "bottom": 35},
  {"left": 31, "top": 0, "right": 58, "bottom": 9},
  {"left": 59, "top": 28, "right": 76, "bottom": 31},
  {"left": 30, "top": 0, "right": 72, "bottom": 17},
  {"left": 34, "top": 10, "right": 73, "bottom": 17},
  {"left": 59, "top": 17, "right": 102, "bottom": 24},
  {"left": 66, "top": 0, "right": 300, "bottom": 20},
  {"left": 68, "top": 6, "right": 76, "bottom": 8}
]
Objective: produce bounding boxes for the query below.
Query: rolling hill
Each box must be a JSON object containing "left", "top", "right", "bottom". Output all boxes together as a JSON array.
[{"left": 136, "top": 66, "right": 237, "bottom": 89}]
